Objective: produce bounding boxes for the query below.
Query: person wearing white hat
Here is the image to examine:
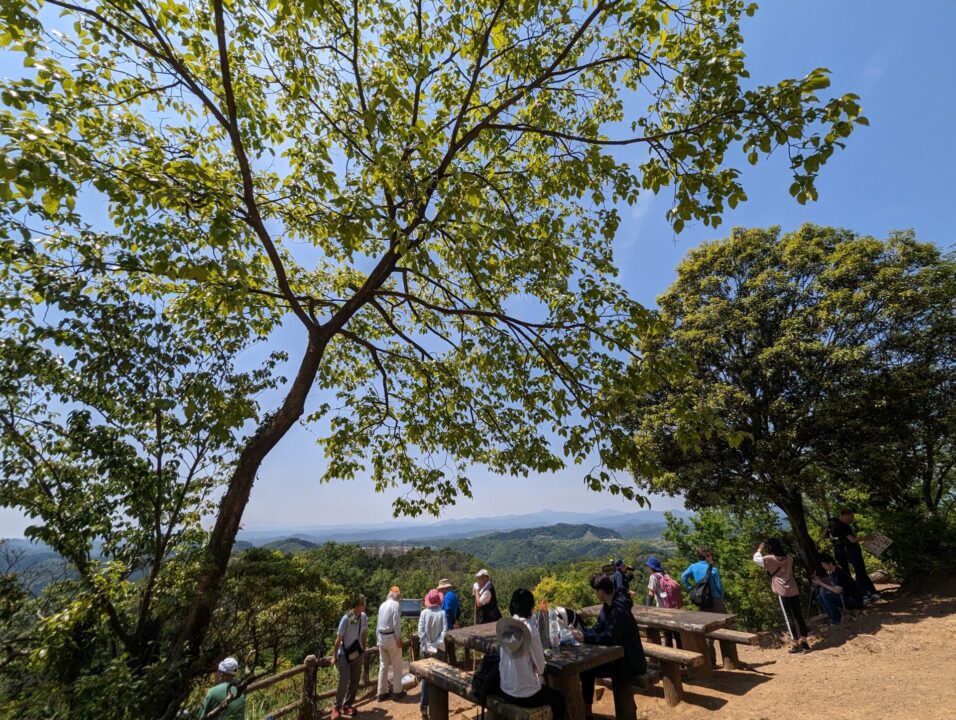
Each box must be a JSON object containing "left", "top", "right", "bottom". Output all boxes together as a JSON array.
[
  {"left": 497, "top": 589, "right": 565, "bottom": 720},
  {"left": 199, "top": 657, "right": 246, "bottom": 718},
  {"left": 472, "top": 569, "right": 502, "bottom": 624},
  {"left": 376, "top": 586, "right": 405, "bottom": 702}
]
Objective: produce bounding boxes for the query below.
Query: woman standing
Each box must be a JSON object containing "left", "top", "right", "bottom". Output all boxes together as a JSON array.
[
  {"left": 418, "top": 588, "right": 448, "bottom": 720},
  {"left": 753, "top": 539, "right": 811, "bottom": 654},
  {"left": 332, "top": 595, "right": 368, "bottom": 719}
]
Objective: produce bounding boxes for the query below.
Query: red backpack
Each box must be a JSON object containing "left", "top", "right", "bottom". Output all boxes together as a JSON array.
[{"left": 654, "top": 573, "right": 684, "bottom": 609}]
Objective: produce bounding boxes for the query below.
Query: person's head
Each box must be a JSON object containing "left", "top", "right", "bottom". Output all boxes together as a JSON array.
[
  {"left": 425, "top": 588, "right": 443, "bottom": 608},
  {"left": 839, "top": 508, "right": 855, "bottom": 522},
  {"left": 697, "top": 546, "right": 713, "bottom": 562},
  {"left": 351, "top": 594, "right": 366, "bottom": 614},
  {"left": 645, "top": 557, "right": 663, "bottom": 574},
  {"left": 509, "top": 588, "right": 536, "bottom": 618},
  {"left": 216, "top": 657, "right": 239, "bottom": 683},
  {"left": 589, "top": 573, "right": 615, "bottom": 604},
  {"left": 437, "top": 578, "right": 454, "bottom": 592},
  {"left": 818, "top": 553, "right": 837, "bottom": 573},
  {"left": 763, "top": 538, "right": 786, "bottom": 557},
  {"left": 475, "top": 569, "right": 490, "bottom": 584},
  {"left": 388, "top": 585, "right": 402, "bottom": 600}
]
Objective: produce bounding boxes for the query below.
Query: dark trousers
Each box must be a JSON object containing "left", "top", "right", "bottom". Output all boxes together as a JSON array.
[
  {"left": 500, "top": 686, "right": 566, "bottom": 720},
  {"left": 777, "top": 594, "right": 808, "bottom": 641},
  {"left": 818, "top": 590, "right": 864, "bottom": 624},
  {"left": 663, "top": 630, "right": 682, "bottom": 649},
  {"left": 580, "top": 657, "right": 632, "bottom": 706},
  {"left": 847, "top": 548, "right": 878, "bottom": 595}
]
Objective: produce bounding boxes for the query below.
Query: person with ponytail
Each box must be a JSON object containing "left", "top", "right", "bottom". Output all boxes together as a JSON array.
[{"left": 753, "top": 539, "right": 811, "bottom": 654}]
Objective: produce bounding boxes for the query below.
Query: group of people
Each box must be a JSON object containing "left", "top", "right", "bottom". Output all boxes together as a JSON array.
[{"left": 201, "top": 509, "right": 884, "bottom": 718}]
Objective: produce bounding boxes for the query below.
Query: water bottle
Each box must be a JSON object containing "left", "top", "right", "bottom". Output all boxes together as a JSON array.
[{"left": 548, "top": 607, "right": 560, "bottom": 648}]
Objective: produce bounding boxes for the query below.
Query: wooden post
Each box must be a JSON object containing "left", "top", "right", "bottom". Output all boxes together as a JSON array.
[
  {"left": 660, "top": 662, "right": 683, "bottom": 708},
  {"left": 300, "top": 655, "right": 319, "bottom": 720},
  {"left": 644, "top": 628, "right": 661, "bottom": 646},
  {"left": 719, "top": 639, "right": 740, "bottom": 670},
  {"left": 362, "top": 650, "right": 372, "bottom": 687},
  {"left": 611, "top": 680, "right": 636, "bottom": 720},
  {"left": 444, "top": 636, "right": 458, "bottom": 668},
  {"left": 679, "top": 632, "right": 713, "bottom": 681},
  {"left": 430, "top": 686, "right": 449, "bottom": 720}
]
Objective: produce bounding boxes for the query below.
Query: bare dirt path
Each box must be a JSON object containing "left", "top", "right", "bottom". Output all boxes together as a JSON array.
[{"left": 354, "top": 578, "right": 956, "bottom": 720}]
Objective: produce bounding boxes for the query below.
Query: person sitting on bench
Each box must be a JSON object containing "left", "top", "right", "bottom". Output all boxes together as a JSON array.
[
  {"left": 497, "top": 589, "right": 566, "bottom": 720},
  {"left": 571, "top": 574, "right": 647, "bottom": 720},
  {"left": 812, "top": 553, "right": 864, "bottom": 625}
]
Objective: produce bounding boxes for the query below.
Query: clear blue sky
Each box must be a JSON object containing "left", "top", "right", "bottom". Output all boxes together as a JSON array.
[{"left": 1, "top": 1, "right": 953, "bottom": 536}]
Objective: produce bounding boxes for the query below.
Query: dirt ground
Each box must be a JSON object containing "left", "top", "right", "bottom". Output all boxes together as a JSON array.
[{"left": 353, "top": 578, "right": 956, "bottom": 720}]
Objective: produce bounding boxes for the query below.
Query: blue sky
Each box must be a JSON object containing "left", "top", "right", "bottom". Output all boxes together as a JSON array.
[{"left": 1, "top": 1, "right": 954, "bottom": 536}]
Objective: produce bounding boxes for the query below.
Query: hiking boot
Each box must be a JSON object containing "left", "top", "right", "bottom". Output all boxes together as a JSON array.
[
  {"left": 392, "top": 691, "right": 407, "bottom": 701},
  {"left": 787, "top": 645, "right": 803, "bottom": 654},
  {"left": 377, "top": 695, "right": 389, "bottom": 702}
]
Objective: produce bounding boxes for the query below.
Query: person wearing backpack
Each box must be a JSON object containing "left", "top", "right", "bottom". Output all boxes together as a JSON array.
[
  {"left": 199, "top": 657, "right": 246, "bottom": 719},
  {"left": 495, "top": 589, "right": 565, "bottom": 720},
  {"left": 331, "top": 595, "right": 368, "bottom": 719},
  {"left": 644, "top": 557, "right": 683, "bottom": 649},
  {"left": 681, "top": 548, "right": 726, "bottom": 665}
]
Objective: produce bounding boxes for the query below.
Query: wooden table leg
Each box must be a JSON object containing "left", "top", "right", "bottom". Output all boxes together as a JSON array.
[
  {"left": 719, "top": 639, "right": 740, "bottom": 670},
  {"left": 546, "top": 674, "right": 583, "bottom": 720},
  {"left": 680, "top": 632, "right": 713, "bottom": 681},
  {"left": 444, "top": 638, "right": 458, "bottom": 668},
  {"left": 430, "top": 686, "right": 449, "bottom": 720},
  {"left": 659, "top": 662, "right": 683, "bottom": 707},
  {"left": 611, "top": 679, "right": 636, "bottom": 720},
  {"left": 644, "top": 628, "right": 661, "bottom": 646}
]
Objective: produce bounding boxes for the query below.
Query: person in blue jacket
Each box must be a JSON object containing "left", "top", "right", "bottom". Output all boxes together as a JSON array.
[{"left": 680, "top": 547, "right": 726, "bottom": 667}]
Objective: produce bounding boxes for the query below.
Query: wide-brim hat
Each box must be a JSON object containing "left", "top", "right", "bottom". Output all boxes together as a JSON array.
[
  {"left": 646, "top": 557, "right": 663, "bottom": 573},
  {"left": 437, "top": 578, "right": 454, "bottom": 591},
  {"left": 475, "top": 569, "right": 490, "bottom": 578},
  {"left": 496, "top": 617, "right": 531, "bottom": 659},
  {"left": 425, "top": 589, "right": 443, "bottom": 608}
]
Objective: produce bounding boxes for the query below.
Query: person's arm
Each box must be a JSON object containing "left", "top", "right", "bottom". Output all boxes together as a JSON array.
[
  {"left": 360, "top": 615, "right": 368, "bottom": 651},
  {"left": 438, "top": 613, "right": 447, "bottom": 646},
  {"left": 680, "top": 565, "right": 694, "bottom": 589},
  {"left": 476, "top": 586, "right": 492, "bottom": 607},
  {"left": 528, "top": 625, "right": 547, "bottom": 675},
  {"left": 711, "top": 566, "right": 724, "bottom": 597},
  {"left": 418, "top": 613, "right": 427, "bottom": 648},
  {"left": 753, "top": 548, "right": 766, "bottom": 568}
]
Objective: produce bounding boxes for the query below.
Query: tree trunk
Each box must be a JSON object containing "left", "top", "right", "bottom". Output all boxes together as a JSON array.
[
  {"left": 777, "top": 493, "right": 819, "bottom": 575},
  {"left": 159, "top": 331, "right": 327, "bottom": 719}
]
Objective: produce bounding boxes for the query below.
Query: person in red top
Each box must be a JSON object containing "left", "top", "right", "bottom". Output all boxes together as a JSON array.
[{"left": 753, "top": 538, "right": 811, "bottom": 654}]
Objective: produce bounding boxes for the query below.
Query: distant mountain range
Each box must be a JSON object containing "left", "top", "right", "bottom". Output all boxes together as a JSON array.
[{"left": 236, "top": 508, "right": 692, "bottom": 546}]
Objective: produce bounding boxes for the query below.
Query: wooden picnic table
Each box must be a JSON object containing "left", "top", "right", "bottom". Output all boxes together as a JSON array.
[
  {"left": 579, "top": 604, "right": 737, "bottom": 681},
  {"left": 444, "top": 622, "right": 625, "bottom": 720}
]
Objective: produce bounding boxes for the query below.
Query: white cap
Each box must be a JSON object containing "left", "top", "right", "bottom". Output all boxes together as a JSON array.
[
  {"left": 474, "top": 569, "right": 490, "bottom": 578},
  {"left": 218, "top": 657, "right": 239, "bottom": 674}
]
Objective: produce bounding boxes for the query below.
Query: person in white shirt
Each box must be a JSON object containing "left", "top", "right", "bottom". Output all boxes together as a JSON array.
[
  {"left": 472, "top": 569, "right": 502, "bottom": 624},
  {"left": 417, "top": 589, "right": 448, "bottom": 720},
  {"left": 376, "top": 586, "right": 405, "bottom": 701},
  {"left": 497, "top": 589, "right": 565, "bottom": 720}
]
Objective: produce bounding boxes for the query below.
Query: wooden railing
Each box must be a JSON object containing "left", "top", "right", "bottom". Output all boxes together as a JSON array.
[{"left": 207, "top": 647, "right": 386, "bottom": 720}]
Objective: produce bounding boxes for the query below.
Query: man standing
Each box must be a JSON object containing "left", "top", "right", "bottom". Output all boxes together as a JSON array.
[
  {"left": 473, "top": 569, "right": 502, "bottom": 624},
  {"left": 680, "top": 546, "right": 727, "bottom": 613},
  {"left": 376, "top": 586, "right": 405, "bottom": 701},
  {"left": 829, "top": 509, "right": 880, "bottom": 602},
  {"left": 199, "top": 657, "right": 246, "bottom": 719},
  {"left": 437, "top": 578, "right": 461, "bottom": 629}
]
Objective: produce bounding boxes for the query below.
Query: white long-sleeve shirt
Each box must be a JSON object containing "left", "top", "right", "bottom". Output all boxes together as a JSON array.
[
  {"left": 417, "top": 606, "right": 447, "bottom": 654},
  {"left": 499, "top": 615, "right": 546, "bottom": 699},
  {"left": 376, "top": 597, "right": 402, "bottom": 645}
]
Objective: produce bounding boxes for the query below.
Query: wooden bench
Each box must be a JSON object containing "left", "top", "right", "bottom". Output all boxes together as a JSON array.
[
  {"left": 704, "top": 628, "right": 758, "bottom": 670},
  {"left": 641, "top": 643, "right": 704, "bottom": 707},
  {"left": 409, "top": 658, "right": 552, "bottom": 720}
]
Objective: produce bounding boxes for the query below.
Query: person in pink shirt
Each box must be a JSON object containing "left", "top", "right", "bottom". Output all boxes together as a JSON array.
[{"left": 753, "top": 538, "right": 811, "bottom": 654}]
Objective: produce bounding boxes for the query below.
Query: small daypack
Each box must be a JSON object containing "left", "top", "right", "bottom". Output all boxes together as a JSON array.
[
  {"left": 470, "top": 649, "right": 500, "bottom": 718},
  {"left": 654, "top": 573, "right": 684, "bottom": 609},
  {"left": 689, "top": 564, "right": 714, "bottom": 609}
]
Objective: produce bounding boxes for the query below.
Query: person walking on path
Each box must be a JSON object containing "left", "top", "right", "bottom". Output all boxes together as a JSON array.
[
  {"left": 437, "top": 578, "right": 461, "bottom": 630},
  {"left": 571, "top": 573, "right": 647, "bottom": 720},
  {"left": 199, "top": 657, "right": 246, "bottom": 719},
  {"left": 754, "top": 539, "right": 811, "bottom": 654},
  {"left": 497, "top": 589, "right": 566, "bottom": 720},
  {"left": 829, "top": 509, "right": 880, "bottom": 601},
  {"left": 332, "top": 595, "right": 368, "bottom": 719},
  {"left": 473, "top": 569, "right": 502, "bottom": 625},
  {"left": 376, "top": 586, "right": 405, "bottom": 702},
  {"left": 812, "top": 553, "right": 865, "bottom": 625},
  {"left": 418, "top": 589, "right": 448, "bottom": 720},
  {"left": 681, "top": 546, "right": 726, "bottom": 664}
]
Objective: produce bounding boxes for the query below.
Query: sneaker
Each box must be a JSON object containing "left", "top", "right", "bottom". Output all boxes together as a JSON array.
[
  {"left": 800, "top": 641, "right": 811, "bottom": 653},
  {"left": 377, "top": 695, "right": 388, "bottom": 702},
  {"left": 343, "top": 707, "right": 356, "bottom": 717},
  {"left": 392, "top": 691, "right": 406, "bottom": 701},
  {"left": 788, "top": 645, "right": 803, "bottom": 654},
  {"left": 332, "top": 709, "right": 342, "bottom": 720}
]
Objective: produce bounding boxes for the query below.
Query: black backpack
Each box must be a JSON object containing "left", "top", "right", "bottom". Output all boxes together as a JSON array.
[
  {"left": 688, "top": 564, "right": 714, "bottom": 609},
  {"left": 471, "top": 649, "right": 500, "bottom": 717}
]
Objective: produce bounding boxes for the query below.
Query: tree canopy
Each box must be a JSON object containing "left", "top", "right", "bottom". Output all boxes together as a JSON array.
[
  {"left": 0, "top": 0, "right": 864, "bottom": 714},
  {"left": 623, "top": 225, "right": 955, "bottom": 570}
]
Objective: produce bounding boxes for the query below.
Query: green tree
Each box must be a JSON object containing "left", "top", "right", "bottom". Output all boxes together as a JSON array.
[
  {"left": 0, "top": 0, "right": 863, "bottom": 714},
  {"left": 623, "top": 225, "right": 954, "bottom": 572}
]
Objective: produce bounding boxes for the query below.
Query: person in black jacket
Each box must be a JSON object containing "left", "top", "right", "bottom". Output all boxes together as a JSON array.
[{"left": 571, "top": 574, "right": 646, "bottom": 720}]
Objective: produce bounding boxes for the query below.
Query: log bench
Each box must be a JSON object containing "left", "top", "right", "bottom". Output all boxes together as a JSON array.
[
  {"left": 704, "top": 628, "right": 758, "bottom": 670},
  {"left": 641, "top": 643, "right": 704, "bottom": 707},
  {"left": 409, "top": 658, "right": 551, "bottom": 720}
]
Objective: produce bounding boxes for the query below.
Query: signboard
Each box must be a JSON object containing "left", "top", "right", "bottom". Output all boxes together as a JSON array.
[
  {"left": 862, "top": 531, "right": 893, "bottom": 557},
  {"left": 400, "top": 598, "right": 423, "bottom": 618}
]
